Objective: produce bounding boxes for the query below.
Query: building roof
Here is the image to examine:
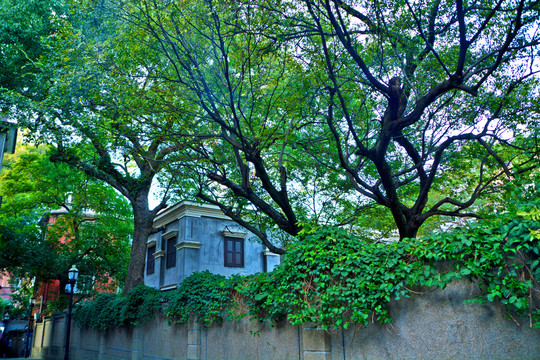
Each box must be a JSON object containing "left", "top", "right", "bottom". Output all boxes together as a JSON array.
[{"left": 153, "top": 201, "right": 231, "bottom": 228}]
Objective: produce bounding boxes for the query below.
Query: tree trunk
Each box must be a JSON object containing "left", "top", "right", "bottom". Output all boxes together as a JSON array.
[
  {"left": 398, "top": 215, "right": 422, "bottom": 240},
  {"left": 123, "top": 194, "right": 155, "bottom": 294}
]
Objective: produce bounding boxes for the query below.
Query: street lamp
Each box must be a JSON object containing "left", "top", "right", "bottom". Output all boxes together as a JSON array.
[
  {"left": 64, "top": 265, "right": 79, "bottom": 360},
  {"left": 25, "top": 297, "right": 36, "bottom": 358},
  {"left": 3, "top": 313, "right": 9, "bottom": 334}
]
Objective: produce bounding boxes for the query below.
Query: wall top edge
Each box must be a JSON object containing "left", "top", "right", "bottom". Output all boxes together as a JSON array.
[{"left": 153, "top": 201, "right": 232, "bottom": 228}]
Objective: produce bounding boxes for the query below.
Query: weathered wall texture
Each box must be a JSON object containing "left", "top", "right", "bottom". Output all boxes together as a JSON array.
[{"left": 32, "top": 280, "right": 540, "bottom": 360}]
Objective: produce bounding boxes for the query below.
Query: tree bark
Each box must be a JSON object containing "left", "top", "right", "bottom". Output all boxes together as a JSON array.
[{"left": 123, "top": 192, "right": 156, "bottom": 294}]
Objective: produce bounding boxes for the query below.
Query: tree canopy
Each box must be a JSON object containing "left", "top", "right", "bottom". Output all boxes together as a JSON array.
[
  {"left": 0, "top": 145, "right": 132, "bottom": 294},
  {"left": 1, "top": 0, "right": 193, "bottom": 291},
  {"left": 123, "top": 0, "right": 540, "bottom": 241}
]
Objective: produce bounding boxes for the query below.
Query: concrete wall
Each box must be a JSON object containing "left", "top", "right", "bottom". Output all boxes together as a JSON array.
[{"left": 31, "top": 279, "right": 540, "bottom": 360}]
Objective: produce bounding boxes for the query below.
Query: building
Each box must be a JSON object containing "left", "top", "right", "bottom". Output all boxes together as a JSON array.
[
  {"left": 145, "top": 201, "right": 280, "bottom": 291},
  {"left": 0, "top": 272, "right": 16, "bottom": 301},
  {"left": 33, "top": 207, "right": 116, "bottom": 319},
  {"left": 32, "top": 209, "right": 70, "bottom": 315}
]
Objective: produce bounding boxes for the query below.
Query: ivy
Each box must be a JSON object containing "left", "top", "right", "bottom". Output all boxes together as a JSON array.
[
  {"left": 233, "top": 227, "right": 429, "bottom": 329},
  {"left": 164, "top": 271, "right": 238, "bottom": 327},
  {"left": 73, "top": 189, "right": 540, "bottom": 330},
  {"left": 120, "top": 285, "right": 162, "bottom": 326},
  {"left": 74, "top": 285, "right": 161, "bottom": 330},
  {"left": 74, "top": 293, "right": 124, "bottom": 331}
]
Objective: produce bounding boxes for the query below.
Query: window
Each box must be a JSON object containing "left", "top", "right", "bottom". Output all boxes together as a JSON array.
[
  {"left": 166, "top": 237, "right": 177, "bottom": 269},
  {"left": 224, "top": 237, "right": 244, "bottom": 267},
  {"left": 146, "top": 246, "right": 155, "bottom": 275}
]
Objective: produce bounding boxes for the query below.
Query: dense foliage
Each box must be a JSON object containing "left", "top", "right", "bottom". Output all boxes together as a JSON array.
[
  {"left": 74, "top": 185, "right": 540, "bottom": 330},
  {"left": 0, "top": 0, "right": 183, "bottom": 292},
  {"left": 74, "top": 286, "right": 162, "bottom": 330},
  {"left": 0, "top": 146, "right": 133, "bottom": 300},
  {"left": 1, "top": 0, "right": 538, "bottom": 290},
  {"left": 165, "top": 271, "right": 238, "bottom": 326}
]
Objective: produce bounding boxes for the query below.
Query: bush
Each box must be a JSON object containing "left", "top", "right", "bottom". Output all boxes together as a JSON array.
[
  {"left": 74, "top": 293, "right": 124, "bottom": 330},
  {"left": 74, "top": 286, "right": 161, "bottom": 330},
  {"left": 234, "top": 226, "right": 431, "bottom": 329},
  {"left": 120, "top": 285, "right": 162, "bottom": 326},
  {"left": 165, "top": 271, "right": 237, "bottom": 327}
]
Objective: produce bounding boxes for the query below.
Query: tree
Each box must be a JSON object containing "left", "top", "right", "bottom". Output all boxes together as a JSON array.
[
  {"left": 287, "top": 0, "right": 540, "bottom": 238},
  {"left": 0, "top": 0, "right": 64, "bottom": 98},
  {"left": 124, "top": 0, "right": 539, "bottom": 246},
  {"left": 120, "top": 0, "right": 357, "bottom": 253},
  {"left": 2, "top": 0, "right": 539, "bottom": 288},
  {"left": 0, "top": 0, "right": 192, "bottom": 291},
  {"left": 0, "top": 145, "right": 132, "bottom": 293}
]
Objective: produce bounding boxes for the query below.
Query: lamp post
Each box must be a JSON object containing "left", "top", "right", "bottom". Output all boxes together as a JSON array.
[
  {"left": 3, "top": 313, "right": 9, "bottom": 334},
  {"left": 64, "top": 265, "right": 79, "bottom": 360},
  {"left": 25, "top": 297, "right": 36, "bottom": 358}
]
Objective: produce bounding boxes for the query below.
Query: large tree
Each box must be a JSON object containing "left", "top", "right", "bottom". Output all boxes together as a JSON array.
[
  {"left": 124, "top": 0, "right": 539, "bottom": 246},
  {"left": 0, "top": 0, "right": 64, "bottom": 99},
  {"left": 120, "top": 0, "right": 364, "bottom": 253},
  {"left": 288, "top": 0, "right": 540, "bottom": 238},
  {"left": 0, "top": 0, "right": 192, "bottom": 291}
]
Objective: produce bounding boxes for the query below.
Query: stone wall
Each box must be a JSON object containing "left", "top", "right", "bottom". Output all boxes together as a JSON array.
[{"left": 31, "top": 279, "right": 540, "bottom": 360}]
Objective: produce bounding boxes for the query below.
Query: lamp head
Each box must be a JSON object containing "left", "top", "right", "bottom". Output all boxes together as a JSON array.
[{"left": 68, "top": 265, "right": 79, "bottom": 282}]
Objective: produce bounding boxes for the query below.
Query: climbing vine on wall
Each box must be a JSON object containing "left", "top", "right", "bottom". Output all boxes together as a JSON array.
[{"left": 74, "top": 183, "right": 540, "bottom": 330}]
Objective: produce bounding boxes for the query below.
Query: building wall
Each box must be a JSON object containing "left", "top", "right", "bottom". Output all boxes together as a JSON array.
[
  {"left": 32, "top": 279, "right": 540, "bottom": 360},
  {"left": 193, "top": 216, "right": 266, "bottom": 276},
  {"left": 145, "top": 203, "right": 281, "bottom": 291},
  {"left": 0, "top": 272, "right": 15, "bottom": 301}
]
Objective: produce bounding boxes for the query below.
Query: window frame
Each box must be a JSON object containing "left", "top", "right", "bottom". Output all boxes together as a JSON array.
[
  {"left": 165, "top": 237, "right": 177, "bottom": 269},
  {"left": 224, "top": 236, "right": 244, "bottom": 268},
  {"left": 146, "top": 245, "right": 156, "bottom": 275}
]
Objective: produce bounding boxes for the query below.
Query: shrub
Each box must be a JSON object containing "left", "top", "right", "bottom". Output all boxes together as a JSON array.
[
  {"left": 234, "top": 226, "right": 432, "bottom": 330},
  {"left": 74, "top": 293, "right": 124, "bottom": 330},
  {"left": 74, "top": 286, "right": 161, "bottom": 330},
  {"left": 165, "top": 271, "right": 237, "bottom": 327},
  {"left": 120, "top": 285, "right": 161, "bottom": 326}
]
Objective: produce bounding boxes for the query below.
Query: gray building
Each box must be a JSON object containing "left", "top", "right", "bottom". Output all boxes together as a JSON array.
[{"left": 144, "top": 201, "right": 281, "bottom": 291}]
